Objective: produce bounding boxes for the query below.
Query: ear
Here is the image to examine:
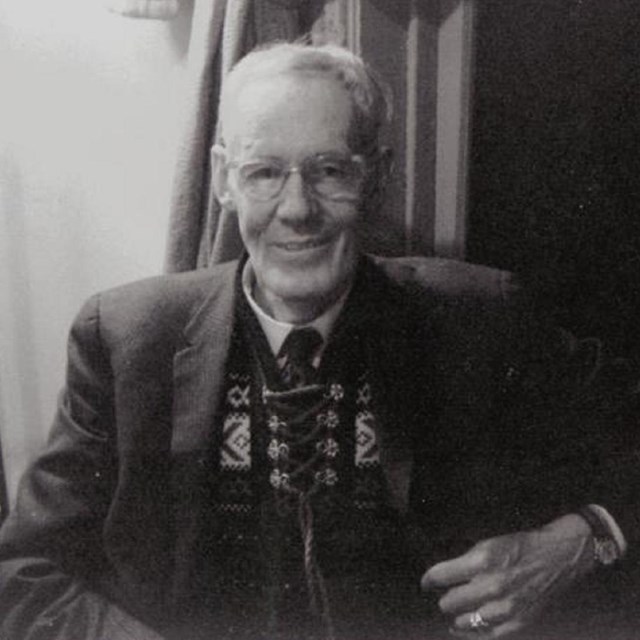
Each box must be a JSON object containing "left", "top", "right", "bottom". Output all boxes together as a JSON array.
[{"left": 210, "top": 144, "right": 236, "bottom": 211}]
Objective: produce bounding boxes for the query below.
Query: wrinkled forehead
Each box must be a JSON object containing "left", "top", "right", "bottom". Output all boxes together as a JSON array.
[{"left": 219, "top": 70, "right": 354, "bottom": 149}]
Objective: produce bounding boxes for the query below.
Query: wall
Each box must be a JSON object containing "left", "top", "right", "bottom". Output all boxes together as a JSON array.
[{"left": 0, "top": 0, "right": 192, "bottom": 502}]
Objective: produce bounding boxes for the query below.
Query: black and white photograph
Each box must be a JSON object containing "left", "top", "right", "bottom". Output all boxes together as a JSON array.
[{"left": 1, "top": 1, "right": 639, "bottom": 639}]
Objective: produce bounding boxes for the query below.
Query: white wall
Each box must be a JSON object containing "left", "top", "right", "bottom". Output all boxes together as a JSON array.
[{"left": 0, "top": 0, "right": 192, "bottom": 503}]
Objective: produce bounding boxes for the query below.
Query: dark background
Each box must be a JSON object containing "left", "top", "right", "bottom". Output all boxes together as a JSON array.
[{"left": 468, "top": 0, "right": 640, "bottom": 365}]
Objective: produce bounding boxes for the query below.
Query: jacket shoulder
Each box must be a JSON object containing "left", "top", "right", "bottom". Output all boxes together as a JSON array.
[{"left": 84, "top": 261, "right": 238, "bottom": 348}]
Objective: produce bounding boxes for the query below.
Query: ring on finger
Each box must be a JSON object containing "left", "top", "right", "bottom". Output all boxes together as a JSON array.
[{"left": 469, "top": 611, "right": 491, "bottom": 630}]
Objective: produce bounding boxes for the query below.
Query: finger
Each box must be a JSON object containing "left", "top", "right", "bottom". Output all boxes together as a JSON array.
[
  {"left": 449, "top": 608, "right": 493, "bottom": 638},
  {"left": 452, "top": 598, "right": 520, "bottom": 631},
  {"left": 439, "top": 573, "right": 508, "bottom": 615},
  {"left": 439, "top": 558, "right": 545, "bottom": 615},
  {"left": 450, "top": 619, "right": 526, "bottom": 639},
  {"left": 422, "top": 545, "right": 492, "bottom": 590},
  {"left": 476, "top": 618, "right": 526, "bottom": 639}
]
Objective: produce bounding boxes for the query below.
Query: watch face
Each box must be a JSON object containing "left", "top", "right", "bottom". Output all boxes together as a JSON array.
[{"left": 594, "top": 537, "right": 619, "bottom": 566}]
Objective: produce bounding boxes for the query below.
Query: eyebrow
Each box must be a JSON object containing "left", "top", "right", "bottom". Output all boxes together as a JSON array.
[{"left": 237, "top": 151, "right": 355, "bottom": 163}]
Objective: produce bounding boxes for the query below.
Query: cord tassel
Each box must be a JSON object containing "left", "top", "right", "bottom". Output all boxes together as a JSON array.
[{"left": 298, "top": 493, "right": 336, "bottom": 640}]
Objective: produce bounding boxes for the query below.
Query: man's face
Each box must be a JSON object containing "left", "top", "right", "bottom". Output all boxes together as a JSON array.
[{"left": 220, "top": 74, "right": 362, "bottom": 320}]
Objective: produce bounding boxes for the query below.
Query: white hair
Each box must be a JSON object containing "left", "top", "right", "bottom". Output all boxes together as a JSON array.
[{"left": 218, "top": 42, "right": 392, "bottom": 155}]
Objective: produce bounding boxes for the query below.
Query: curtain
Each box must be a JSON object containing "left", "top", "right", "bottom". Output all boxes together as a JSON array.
[
  {"left": 164, "top": 0, "right": 308, "bottom": 272},
  {"left": 0, "top": 424, "right": 6, "bottom": 523}
]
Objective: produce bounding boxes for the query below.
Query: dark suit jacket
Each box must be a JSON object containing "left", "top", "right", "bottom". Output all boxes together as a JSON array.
[{"left": 0, "top": 256, "right": 637, "bottom": 640}]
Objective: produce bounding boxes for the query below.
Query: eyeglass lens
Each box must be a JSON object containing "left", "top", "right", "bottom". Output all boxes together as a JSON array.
[{"left": 237, "top": 155, "right": 365, "bottom": 201}]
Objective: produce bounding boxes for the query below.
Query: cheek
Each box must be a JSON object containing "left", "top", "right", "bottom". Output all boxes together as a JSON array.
[{"left": 236, "top": 202, "right": 272, "bottom": 247}]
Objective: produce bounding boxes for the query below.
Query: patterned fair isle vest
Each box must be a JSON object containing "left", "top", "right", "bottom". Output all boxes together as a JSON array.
[{"left": 202, "top": 295, "right": 427, "bottom": 640}]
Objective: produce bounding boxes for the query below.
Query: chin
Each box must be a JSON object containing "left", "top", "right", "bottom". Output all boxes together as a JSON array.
[{"left": 269, "top": 270, "right": 348, "bottom": 307}]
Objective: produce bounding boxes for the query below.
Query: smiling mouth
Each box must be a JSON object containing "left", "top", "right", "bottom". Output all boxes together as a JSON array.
[{"left": 274, "top": 237, "right": 331, "bottom": 252}]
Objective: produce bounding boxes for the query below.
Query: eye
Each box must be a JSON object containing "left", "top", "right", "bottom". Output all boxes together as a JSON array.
[
  {"left": 242, "top": 163, "right": 282, "bottom": 182},
  {"left": 316, "top": 159, "right": 350, "bottom": 180}
]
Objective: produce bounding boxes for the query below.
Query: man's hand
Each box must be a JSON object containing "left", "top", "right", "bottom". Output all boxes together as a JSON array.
[{"left": 421, "top": 514, "right": 596, "bottom": 638}]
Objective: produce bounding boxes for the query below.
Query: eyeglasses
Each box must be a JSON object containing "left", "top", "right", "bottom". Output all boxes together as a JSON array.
[{"left": 228, "top": 153, "right": 367, "bottom": 203}]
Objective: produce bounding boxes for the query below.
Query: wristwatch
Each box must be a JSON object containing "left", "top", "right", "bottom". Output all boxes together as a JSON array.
[{"left": 577, "top": 506, "right": 621, "bottom": 567}]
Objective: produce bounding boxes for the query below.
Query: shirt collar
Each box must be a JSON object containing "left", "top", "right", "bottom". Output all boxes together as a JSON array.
[{"left": 241, "top": 260, "right": 349, "bottom": 358}]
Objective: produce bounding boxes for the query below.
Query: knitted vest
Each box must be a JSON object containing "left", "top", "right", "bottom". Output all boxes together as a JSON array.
[{"left": 200, "top": 286, "right": 428, "bottom": 640}]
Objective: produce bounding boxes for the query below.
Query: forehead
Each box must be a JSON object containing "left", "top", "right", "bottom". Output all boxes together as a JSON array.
[{"left": 223, "top": 74, "right": 353, "bottom": 156}]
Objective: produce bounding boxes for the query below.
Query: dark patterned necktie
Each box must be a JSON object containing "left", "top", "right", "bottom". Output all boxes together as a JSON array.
[{"left": 279, "top": 327, "right": 323, "bottom": 388}]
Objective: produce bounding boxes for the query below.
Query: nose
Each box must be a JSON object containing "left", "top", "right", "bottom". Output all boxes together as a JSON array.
[{"left": 275, "top": 170, "right": 316, "bottom": 226}]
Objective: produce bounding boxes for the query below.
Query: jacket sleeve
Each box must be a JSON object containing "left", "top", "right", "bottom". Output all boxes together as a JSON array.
[{"left": 0, "top": 295, "right": 165, "bottom": 640}]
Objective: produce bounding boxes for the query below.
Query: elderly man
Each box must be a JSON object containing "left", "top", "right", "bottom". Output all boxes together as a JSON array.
[{"left": 0, "top": 43, "right": 636, "bottom": 640}]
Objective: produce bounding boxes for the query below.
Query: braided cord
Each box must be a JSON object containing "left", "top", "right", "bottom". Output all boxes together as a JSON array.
[{"left": 298, "top": 492, "right": 336, "bottom": 640}]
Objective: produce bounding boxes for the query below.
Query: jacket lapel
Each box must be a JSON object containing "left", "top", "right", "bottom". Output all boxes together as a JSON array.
[
  {"left": 367, "top": 298, "right": 416, "bottom": 514},
  {"left": 169, "top": 260, "right": 238, "bottom": 609},
  {"left": 351, "top": 257, "right": 439, "bottom": 514},
  {"left": 171, "top": 264, "right": 237, "bottom": 456}
]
